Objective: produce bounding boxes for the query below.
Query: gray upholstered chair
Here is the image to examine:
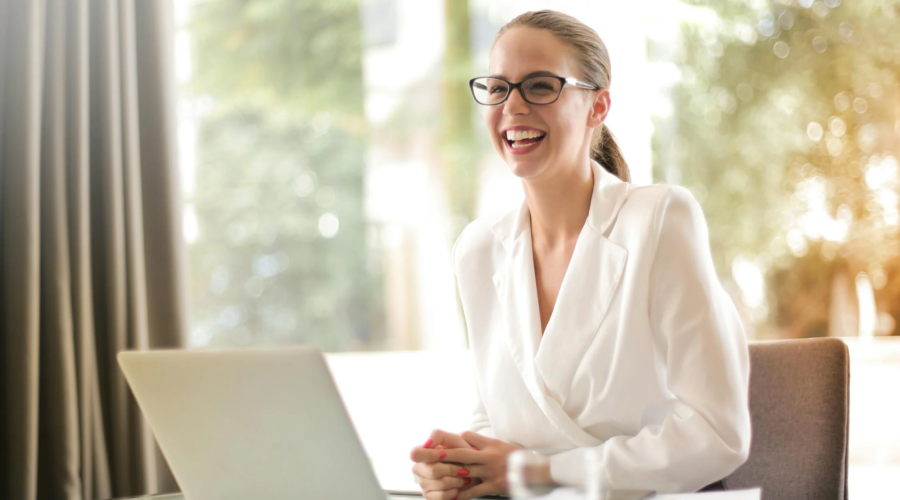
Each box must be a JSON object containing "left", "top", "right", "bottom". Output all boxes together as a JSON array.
[{"left": 724, "top": 338, "right": 850, "bottom": 500}]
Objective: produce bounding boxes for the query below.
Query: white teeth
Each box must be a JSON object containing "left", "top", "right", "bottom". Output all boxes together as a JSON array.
[{"left": 505, "top": 130, "right": 546, "bottom": 141}]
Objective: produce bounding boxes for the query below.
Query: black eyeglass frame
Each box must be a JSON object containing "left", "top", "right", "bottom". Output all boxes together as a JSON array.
[{"left": 468, "top": 75, "right": 600, "bottom": 106}]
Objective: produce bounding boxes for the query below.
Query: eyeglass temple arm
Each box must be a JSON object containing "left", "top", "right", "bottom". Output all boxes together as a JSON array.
[
  {"left": 472, "top": 81, "right": 488, "bottom": 91},
  {"left": 565, "top": 77, "right": 599, "bottom": 90}
]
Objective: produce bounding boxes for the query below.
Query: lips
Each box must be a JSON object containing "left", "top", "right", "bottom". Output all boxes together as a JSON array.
[
  {"left": 501, "top": 126, "right": 547, "bottom": 155},
  {"left": 509, "top": 135, "right": 544, "bottom": 148}
]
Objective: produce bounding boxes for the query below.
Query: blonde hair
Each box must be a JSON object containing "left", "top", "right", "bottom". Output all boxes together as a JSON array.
[{"left": 494, "top": 10, "right": 631, "bottom": 182}]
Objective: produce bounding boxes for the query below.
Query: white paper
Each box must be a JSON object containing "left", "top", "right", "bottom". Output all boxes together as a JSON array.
[
  {"left": 511, "top": 486, "right": 761, "bottom": 500},
  {"left": 650, "top": 488, "right": 761, "bottom": 500}
]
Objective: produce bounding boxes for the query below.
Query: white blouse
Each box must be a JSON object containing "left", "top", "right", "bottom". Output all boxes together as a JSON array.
[{"left": 451, "top": 160, "right": 751, "bottom": 494}]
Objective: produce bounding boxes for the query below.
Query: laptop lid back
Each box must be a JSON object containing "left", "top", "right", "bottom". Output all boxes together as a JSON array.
[{"left": 118, "top": 347, "right": 385, "bottom": 500}]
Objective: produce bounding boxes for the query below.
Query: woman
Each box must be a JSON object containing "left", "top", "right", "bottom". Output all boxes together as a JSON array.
[{"left": 409, "top": 10, "right": 750, "bottom": 500}]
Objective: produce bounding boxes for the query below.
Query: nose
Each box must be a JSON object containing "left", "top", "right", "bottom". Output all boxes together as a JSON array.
[{"left": 503, "top": 87, "right": 530, "bottom": 116}]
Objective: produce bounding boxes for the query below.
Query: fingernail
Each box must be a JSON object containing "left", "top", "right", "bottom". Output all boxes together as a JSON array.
[
  {"left": 464, "top": 479, "right": 471, "bottom": 486},
  {"left": 423, "top": 439, "right": 433, "bottom": 448},
  {"left": 457, "top": 469, "right": 470, "bottom": 477},
  {"left": 439, "top": 451, "right": 446, "bottom": 459}
]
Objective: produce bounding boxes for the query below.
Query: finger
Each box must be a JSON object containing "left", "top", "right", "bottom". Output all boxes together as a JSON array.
[
  {"left": 414, "top": 431, "right": 473, "bottom": 462},
  {"left": 460, "top": 431, "right": 493, "bottom": 450},
  {"left": 457, "top": 477, "right": 476, "bottom": 492},
  {"left": 457, "top": 464, "right": 486, "bottom": 479},
  {"left": 459, "top": 477, "right": 479, "bottom": 490},
  {"left": 411, "top": 443, "right": 455, "bottom": 463},
  {"left": 427, "top": 429, "right": 474, "bottom": 450},
  {"left": 457, "top": 481, "right": 495, "bottom": 500},
  {"left": 412, "top": 445, "right": 484, "bottom": 464},
  {"left": 423, "top": 488, "right": 459, "bottom": 500},
  {"left": 411, "top": 447, "right": 457, "bottom": 464},
  {"left": 439, "top": 448, "right": 484, "bottom": 465},
  {"left": 417, "top": 476, "right": 466, "bottom": 491},
  {"left": 413, "top": 462, "right": 461, "bottom": 480}
]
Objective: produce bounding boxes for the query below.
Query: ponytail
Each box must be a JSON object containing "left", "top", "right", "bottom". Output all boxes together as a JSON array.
[{"left": 591, "top": 123, "right": 631, "bottom": 182}]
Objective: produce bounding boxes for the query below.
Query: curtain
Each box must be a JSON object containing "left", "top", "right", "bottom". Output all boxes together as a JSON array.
[{"left": 0, "top": 0, "right": 188, "bottom": 498}]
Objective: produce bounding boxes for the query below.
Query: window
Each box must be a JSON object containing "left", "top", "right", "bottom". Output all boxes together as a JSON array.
[
  {"left": 175, "top": 0, "right": 900, "bottom": 493},
  {"left": 175, "top": 0, "right": 654, "bottom": 352}
]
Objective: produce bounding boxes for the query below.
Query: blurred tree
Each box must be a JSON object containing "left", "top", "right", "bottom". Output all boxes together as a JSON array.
[
  {"left": 186, "top": 0, "right": 384, "bottom": 350},
  {"left": 654, "top": 0, "right": 900, "bottom": 337},
  {"left": 443, "top": 0, "right": 480, "bottom": 236}
]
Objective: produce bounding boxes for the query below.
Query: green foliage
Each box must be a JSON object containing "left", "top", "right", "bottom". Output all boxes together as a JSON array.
[
  {"left": 186, "top": 0, "right": 383, "bottom": 350},
  {"left": 442, "top": 0, "right": 480, "bottom": 236},
  {"left": 657, "top": 0, "right": 900, "bottom": 336},
  {"left": 188, "top": 0, "right": 365, "bottom": 116}
]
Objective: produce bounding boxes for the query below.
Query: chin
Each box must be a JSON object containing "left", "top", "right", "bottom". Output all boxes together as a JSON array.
[
  {"left": 505, "top": 157, "right": 546, "bottom": 180},
  {"left": 492, "top": 137, "right": 554, "bottom": 181}
]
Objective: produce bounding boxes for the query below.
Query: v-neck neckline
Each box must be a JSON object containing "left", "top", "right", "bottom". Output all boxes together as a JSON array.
[
  {"left": 529, "top": 222, "right": 587, "bottom": 338},
  {"left": 525, "top": 209, "right": 592, "bottom": 342}
]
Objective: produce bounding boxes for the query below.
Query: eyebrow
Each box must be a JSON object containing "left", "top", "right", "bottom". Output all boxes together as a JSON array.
[{"left": 487, "top": 70, "right": 559, "bottom": 80}]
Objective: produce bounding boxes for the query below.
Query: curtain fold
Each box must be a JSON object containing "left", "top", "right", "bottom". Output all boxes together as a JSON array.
[
  {"left": 0, "top": 0, "right": 187, "bottom": 499},
  {"left": 39, "top": 2, "right": 83, "bottom": 499},
  {"left": 1, "top": 2, "right": 44, "bottom": 500}
]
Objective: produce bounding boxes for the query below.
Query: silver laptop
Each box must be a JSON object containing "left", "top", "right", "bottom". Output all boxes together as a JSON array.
[{"left": 118, "top": 346, "right": 420, "bottom": 500}]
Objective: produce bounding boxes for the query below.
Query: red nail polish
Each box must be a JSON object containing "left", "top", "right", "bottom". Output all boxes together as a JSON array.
[
  {"left": 423, "top": 439, "right": 433, "bottom": 448},
  {"left": 457, "top": 469, "right": 470, "bottom": 477},
  {"left": 439, "top": 451, "right": 446, "bottom": 459},
  {"left": 464, "top": 479, "right": 471, "bottom": 486}
]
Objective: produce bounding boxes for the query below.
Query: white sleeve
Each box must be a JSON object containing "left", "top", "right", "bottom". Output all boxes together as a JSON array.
[
  {"left": 550, "top": 186, "right": 751, "bottom": 493},
  {"left": 468, "top": 383, "right": 495, "bottom": 437},
  {"left": 451, "top": 226, "right": 495, "bottom": 438}
]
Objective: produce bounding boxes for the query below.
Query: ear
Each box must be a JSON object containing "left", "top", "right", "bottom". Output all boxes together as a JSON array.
[{"left": 586, "top": 89, "right": 610, "bottom": 129}]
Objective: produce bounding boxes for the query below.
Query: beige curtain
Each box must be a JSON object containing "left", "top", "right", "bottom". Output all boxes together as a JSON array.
[{"left": 0, "top": 0, "right": 188, "bottom": 499}]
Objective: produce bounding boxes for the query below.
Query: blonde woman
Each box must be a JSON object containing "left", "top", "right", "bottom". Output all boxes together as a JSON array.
[{"left": 409, "top": 10, "right": 750, "bottom": 500}]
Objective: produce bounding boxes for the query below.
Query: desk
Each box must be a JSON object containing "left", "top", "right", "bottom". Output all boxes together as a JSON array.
[
  {"left": 107, "top": 341, "right": 900, "bottom": 500},
  {"left": 110, "top": 494, "right": 426, "bottom": 500},
  {"left": 107, "top": 489, "right": 761, "bottom": 500}
]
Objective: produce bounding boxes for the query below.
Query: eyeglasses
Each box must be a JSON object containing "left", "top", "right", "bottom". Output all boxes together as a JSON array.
[{"left": 468, "top": 75, "right": 599, "bottom": 106}]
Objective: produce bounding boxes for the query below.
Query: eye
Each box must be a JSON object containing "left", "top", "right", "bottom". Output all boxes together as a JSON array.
[{"left": 489, "top": 85, "right": 508, "bottom": 95}]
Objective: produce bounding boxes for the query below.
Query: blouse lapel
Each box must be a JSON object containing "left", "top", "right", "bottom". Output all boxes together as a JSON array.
[
  {"left": 491, "top": 201, "right": 542, "bottom": 393},
  {"left": 536, "top": 163, "right": 630, "bottom": 404},
  {"left": 492, "top": 234, "right": 604, "bottom": 447},
  {"left": 490, "top": 161, "right": 630, "bottom": 446},
  {"left": 533, "top": 218, "right": 628, "bottom": 405}
]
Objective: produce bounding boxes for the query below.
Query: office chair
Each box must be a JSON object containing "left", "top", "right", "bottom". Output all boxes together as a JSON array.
[{"left": 724, "top": 338, "right": 850, "bottom": 500}]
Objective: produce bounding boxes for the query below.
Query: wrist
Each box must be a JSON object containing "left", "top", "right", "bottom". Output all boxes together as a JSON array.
[
  {"left": 514, "top": 450, "right": 556, "bottom": 486},
  {"left": 534, "top": 462, "right": 554, "bottom": 485}
]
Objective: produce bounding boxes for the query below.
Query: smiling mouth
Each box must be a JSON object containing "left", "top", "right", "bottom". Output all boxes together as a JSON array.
[{"left": 505, "top": 129, "right": 547, "bottom": 149}]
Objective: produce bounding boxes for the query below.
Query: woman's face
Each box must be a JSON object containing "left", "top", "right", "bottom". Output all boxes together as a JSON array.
[{"left": 485, "top": 27, "right": 607, "bottom": 181}]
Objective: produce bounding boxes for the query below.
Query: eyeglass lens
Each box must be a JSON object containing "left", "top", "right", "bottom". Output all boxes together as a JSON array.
[{"left": 471, "top": 77, "right": 563, "bottom": 105}]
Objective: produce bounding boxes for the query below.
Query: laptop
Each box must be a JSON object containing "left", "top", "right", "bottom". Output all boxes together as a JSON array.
[{"left": 118, "top": 346, "right": 422, "bottom": 500}]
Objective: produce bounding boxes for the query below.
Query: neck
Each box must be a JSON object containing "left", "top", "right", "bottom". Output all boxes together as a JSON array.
[{"left": 523, "top": 159, "right": 594, "bottom": 247}]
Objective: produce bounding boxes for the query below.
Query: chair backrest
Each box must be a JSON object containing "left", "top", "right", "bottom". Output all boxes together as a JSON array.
[{"left": 724, "top": 338, "right": 849, "bottom": 500}]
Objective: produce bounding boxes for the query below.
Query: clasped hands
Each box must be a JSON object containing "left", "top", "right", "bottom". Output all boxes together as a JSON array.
[{"left": 409, "top": 429, "right": 524, "bottom": 500}]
